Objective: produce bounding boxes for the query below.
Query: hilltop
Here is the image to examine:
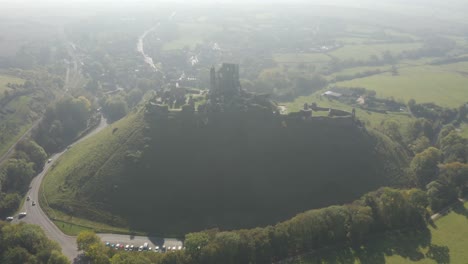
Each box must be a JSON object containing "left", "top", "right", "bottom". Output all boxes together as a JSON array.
[{"left": 42, "top": 64, "right": 408, "bottom": 235}]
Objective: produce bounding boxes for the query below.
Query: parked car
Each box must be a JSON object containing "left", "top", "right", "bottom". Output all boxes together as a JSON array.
[
  {"left": 105, "top": 242, "right": 110, "bottom": 247},
  {"left": 6, "top": 216, "right": 14, "bottom": 221},
  {"left": 125, "top": 245, "right": 130, "bottom": 251},
  {"left": 143, "top": 242, "right": 148, "bottom": 250},
  {"left": 32, "top": 201, "right": 36, "bottom": 206},
  {"left": 138, "top": 246, "right": 143, "bottom": 252},
  {"left": 18, "top": 212, "right": 27, "bottom": 218},
  {"left": 47, "top": 159, "right": 52, "bottom": 163},
  {"left": 26, "top": 196, "right": 30, "bottom": 201}
]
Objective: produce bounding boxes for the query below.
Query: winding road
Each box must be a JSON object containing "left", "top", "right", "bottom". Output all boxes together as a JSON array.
[
  {"left": 13, "top": 116, "right": 109, "bottom": 259},
  {"left": 11, "top": 28, "right": 184, "bottom": 261},
  {"left": 13, "top": 115, "right": 183, "bottom": 261}
]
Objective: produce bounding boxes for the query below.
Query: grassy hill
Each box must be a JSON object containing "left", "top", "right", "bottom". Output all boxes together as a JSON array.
[{"left": 43, "top": 106, "right": 408, "bottom": 235}]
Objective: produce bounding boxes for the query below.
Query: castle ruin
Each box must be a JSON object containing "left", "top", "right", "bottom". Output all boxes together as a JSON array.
[{"left": 210, "top": 63, "right": 241, "bottom": 98}]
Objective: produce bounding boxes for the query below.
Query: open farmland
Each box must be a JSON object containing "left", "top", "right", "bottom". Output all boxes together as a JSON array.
[
  {"left": 0, "top": 74, "right": 24, "bottom": 98},
  {"left": 336, "top": 65, "right": 468, "bottom": 107},
  {"left": 329, "top": 42, "right": 422, "bottom": 60},
  {"left": 162, "top": 23, "right": 222, "bottom": 51}
]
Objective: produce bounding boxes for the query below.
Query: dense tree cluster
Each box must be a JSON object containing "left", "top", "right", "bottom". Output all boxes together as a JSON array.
[
  {"left": 34, "top": 96, "right": 92, "bottom": 153},
  {"left": 77, "top": 188, "right": 428, "bottom": 264},
  {"left": 241, "top": 70, "right": 327, "bottom": 101},
  {"left": 101, "top": 96, "right": 129, "bottom": 123},
  {"left": 408, "top": 100, "right": 459, "bottom": 125},
  {"left": 0, "top": 222, "right": 69, "bottom": 264},
  {"left": 0, "top": 140, "right": 47, "bottom": 218}
]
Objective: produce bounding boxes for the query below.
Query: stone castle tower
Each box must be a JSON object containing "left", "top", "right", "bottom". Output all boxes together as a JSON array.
[{"left": 210, "top": 63, "right": 241, "bottom": 97}]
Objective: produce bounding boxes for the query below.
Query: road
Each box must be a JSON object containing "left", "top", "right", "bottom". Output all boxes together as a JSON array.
[
  {"left": 13, "top": 116, "right": 109, "bottom": 259},
  {"left": 13, "top": 115, "right": 183, "bottom": 261}
]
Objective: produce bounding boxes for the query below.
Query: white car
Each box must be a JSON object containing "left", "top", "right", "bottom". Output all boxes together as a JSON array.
[
  {"left": 6, "top": 216, "right": 14, "bottom": 221},
  {"left": 125, "top": 245, "right": 129, "bottom": 251},
  {"left": 19, "top": 212, "right": 27, "bottom": 217},
  {"left": 47, "top": 159, "right": 52, "bottom": 163},
  {"left": 138, "top": 246, "right": 143, "bottom": 252}
]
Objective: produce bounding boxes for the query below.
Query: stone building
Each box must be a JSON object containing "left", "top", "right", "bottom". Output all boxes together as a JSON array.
[{"left": 210, "top": 63, "right": 241, "bottom": 97}]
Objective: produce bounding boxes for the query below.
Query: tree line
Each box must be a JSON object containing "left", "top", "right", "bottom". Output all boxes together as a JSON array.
[
  {"left": 76, "top": 187, "right": 429, "bottom": 264},
  {"left": 0, "top": 140, "right": 47, "bottom": 219},
  {"left": 0, "top": 222, "right": 69, "bottom": 264},
  {"left": 34, "top": 96, "right": 93, "bottom": 154}
]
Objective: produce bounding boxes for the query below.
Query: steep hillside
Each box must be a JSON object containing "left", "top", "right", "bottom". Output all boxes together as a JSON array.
[{"left": 43, "top": 106, "right": 408, "bottom": 235}]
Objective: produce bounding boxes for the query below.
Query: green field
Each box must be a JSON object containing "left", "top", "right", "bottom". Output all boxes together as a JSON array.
[
  {"left": 460, "top": 123, "right": 468, "bottom": 138},
  {"left": 0, "top": 74, "right": 24, "bottom": 99},
  {"left": 329, "top": 42, "right": 422, "bottom": 60},
  {"left": 162, "top": 23, "right": 222, "bottom": 51},
  {"left": 294, "top": 201, "right": 468, "bottom": 263},
  {"left": 336, "top": 65, "right": 468, "bottom": 108},
  {"left": 273, "top": 53, "right": 331, "bottom": 64}
]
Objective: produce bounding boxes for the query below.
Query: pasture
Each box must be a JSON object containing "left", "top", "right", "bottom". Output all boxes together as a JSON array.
[
  {"left": 0, "top": 74, "right": 24, "bottom": 99},
  {"left": 336, "top": 65, "right": 468, "bottom": 108},
  {"left": 329, "top": 42, "right": 422, "bottom": 60},
  {"left": 162, "top": 23, "right": 222, "bottom": 51}
]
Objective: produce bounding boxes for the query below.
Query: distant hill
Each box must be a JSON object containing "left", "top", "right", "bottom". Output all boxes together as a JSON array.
[{"left": 43, "top": 100, "right": 408, "bottom": 235}]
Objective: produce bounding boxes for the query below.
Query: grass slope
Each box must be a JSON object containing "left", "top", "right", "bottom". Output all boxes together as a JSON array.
[{"left": 43, "top": 107, "right": 407, "bottom": 236}]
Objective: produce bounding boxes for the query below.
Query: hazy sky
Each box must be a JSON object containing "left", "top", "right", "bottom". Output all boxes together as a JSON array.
[{"left": 1, "top": 0, "right": 467, "bottom": 24}]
